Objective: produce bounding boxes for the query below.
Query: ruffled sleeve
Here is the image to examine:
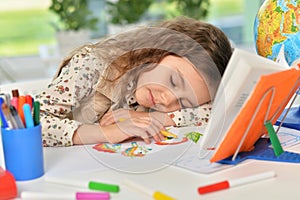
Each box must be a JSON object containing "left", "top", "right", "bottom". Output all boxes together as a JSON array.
[
  {"left": 35, "top": 48, "right": 103, "bottom": 146},
  {"left": 168, "top": 103, "right": 212, "bottom": 127}
]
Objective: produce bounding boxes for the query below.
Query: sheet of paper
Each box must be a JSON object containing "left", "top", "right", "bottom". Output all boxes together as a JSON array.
[
  {"left": 43, "top": 126, "right": 200, "bottom": 175},
  {"left": 275, "top": 125, "right": 300, "bottom": 148},
  {"left": 172, "top": 142, "right": 233, "bottom": 174},
  {"left": 82, "top": 126, "right": 200, "bottom": 173},
  {"left": 43, "top": 126, "right": 235, "bottom": 176}
]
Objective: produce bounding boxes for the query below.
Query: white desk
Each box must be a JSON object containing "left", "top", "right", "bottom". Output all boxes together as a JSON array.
[{"left": 15, "top": 142, "right": 300, "bottom": 200}]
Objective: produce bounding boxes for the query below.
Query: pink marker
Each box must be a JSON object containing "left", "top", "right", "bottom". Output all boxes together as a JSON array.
[
  {"left": 10, "top": 97, "right": 18, "bottom": 111},
  {"left": 198, "top": 171, "right": 276, "bottom": 194},
  {"left": 76, "top": 192, "right": 110, "bottom": 199},
  {"left": 20, "top": 191, "right": 110, "bottom": 199},
  {"left": 10, "top": 89, "right": 19, "bottom": 110}
]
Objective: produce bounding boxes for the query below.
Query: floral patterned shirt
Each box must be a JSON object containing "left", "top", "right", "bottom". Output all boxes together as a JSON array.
[{"left": 35, "top": 47, "right": 212, "bottom": 147}]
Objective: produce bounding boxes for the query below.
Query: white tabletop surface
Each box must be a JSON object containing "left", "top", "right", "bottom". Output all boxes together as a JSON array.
[
  {"left": 14, "top": 141, "right": 300, "bottom": 200},
  {"left": 3, "top": 68, "right": 300, "bottom": 200}
]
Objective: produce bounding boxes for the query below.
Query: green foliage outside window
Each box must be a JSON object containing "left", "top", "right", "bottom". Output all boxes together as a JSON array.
[
  {"left": 107, "top": 0, "right": 154, "bottom": 25},
  {"left": 107, "top": 0, "right": 210, "bottom": 25},
  {"left": 0, "top": 0, "right": 243, "bottom": 56},
  {"left": 169, "top": 0, "right": 210, "bottom": 20},
  {"left": 49, "top": 0, "right": 98, "bottom": 31}
]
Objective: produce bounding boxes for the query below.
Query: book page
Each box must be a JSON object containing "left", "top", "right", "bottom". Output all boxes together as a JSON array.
[{"left": 199, "top": 48, "right": 289, "bottom": 159}]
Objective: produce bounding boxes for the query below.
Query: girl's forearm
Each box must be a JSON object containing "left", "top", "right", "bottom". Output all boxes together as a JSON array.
[
  {"left": 72, "top": 124, "right": 108, "bottom": 145},
  {"left": 72, "top": 124, "right": 130, "bottom": 145}
]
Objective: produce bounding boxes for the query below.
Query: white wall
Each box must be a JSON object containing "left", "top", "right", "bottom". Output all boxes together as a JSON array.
[{"left": 0, "top": 55, "right": 59, "bottom": 85}]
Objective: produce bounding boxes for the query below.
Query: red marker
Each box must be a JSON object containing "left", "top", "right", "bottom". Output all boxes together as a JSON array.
[
  {"left": 198, "top": 171, "right": 276, "bottom": 194},
  {"left": 25, "top": 95, "right": 33, "bottom": 109}
]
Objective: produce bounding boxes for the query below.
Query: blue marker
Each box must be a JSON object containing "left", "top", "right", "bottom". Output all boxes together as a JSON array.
[
  {"left": 0, "top": 97, "right": 8, "bottom": 128},
  {"left": 23, "top": 104, "right": 34, "bottom": 128},
  {"left": 0, "top": 97, "right": 3, "bottom": 127}
]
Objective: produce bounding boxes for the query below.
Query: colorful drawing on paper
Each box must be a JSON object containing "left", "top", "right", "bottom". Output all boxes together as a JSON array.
[
  {"left": 92, "top": 127, "right": 203, "bottom": 157},
  {"left": 93, "top": 142, "right": 152, "bottom": 158},
  {"left": 155, "top": 137, "right": 188, "bottom": 145},
  {"left": 122, "top": 142, "right": 152, "bottom": 157},
  {"left": 93, "top": 143, "right": 121, "bottom": 153},
  {"left": 155, "top": 130, "right": 202, "bottom": 145},
  {"left": 185, "top": 131, "right": 203, "bottom": 143}
]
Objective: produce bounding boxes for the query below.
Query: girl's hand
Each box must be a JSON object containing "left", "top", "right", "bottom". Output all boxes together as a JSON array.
[
  {"left": 100, "top": 109, "right": 148, "bottom": 126},
  {"left": 102, "top": 116, "right": 165, "bottom": 144},
  {"left": 100, "top": 109, "right": 175, "bottom": 127}
]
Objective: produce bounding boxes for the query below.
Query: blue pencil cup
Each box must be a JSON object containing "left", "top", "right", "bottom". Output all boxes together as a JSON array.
[{"left": 1, "top": 124, "right": 44, "bottom": 181}]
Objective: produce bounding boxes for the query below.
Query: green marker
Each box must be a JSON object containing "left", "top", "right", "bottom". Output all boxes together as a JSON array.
[
  {"left": 45, "top": 176, "right": 120, "bottom": 193},
  {"left": 265, "top": 121, "right": 284, "bottom": 156},
  {"left": 33, "top": 101, "right": 40, "bottom": 126}
]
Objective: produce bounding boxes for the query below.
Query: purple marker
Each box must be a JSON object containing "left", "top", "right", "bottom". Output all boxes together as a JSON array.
[{"left": 76, "top": 192, "right": 110, "bottom": 200}]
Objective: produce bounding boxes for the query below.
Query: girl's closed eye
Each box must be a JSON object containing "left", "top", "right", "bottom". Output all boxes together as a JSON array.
[
  {"left": 170, "top": 75, "right": 176, "bottom": 87},
  {"left": 170, "top": 73, "right": 181, "bottom": 88}
]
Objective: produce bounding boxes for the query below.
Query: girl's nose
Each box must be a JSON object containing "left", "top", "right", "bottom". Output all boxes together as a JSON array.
[{"left": 159, "top": 89, "right": 178, "bottom": 107}]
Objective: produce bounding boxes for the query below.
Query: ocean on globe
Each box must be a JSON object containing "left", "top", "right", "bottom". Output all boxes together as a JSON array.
[{"left": 254, "top": 0, "right": 300, "bottom": 66}]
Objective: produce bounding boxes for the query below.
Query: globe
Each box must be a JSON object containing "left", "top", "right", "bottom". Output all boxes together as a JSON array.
[{"left": 254, "top": 0, "right": 300, "bottom": 66}]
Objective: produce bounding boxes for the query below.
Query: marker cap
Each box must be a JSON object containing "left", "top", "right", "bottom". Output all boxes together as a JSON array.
[
  {"left": 89, "top": 181, "right": 120, "bottom": 193},
  {"left": 11, "top": 89, "right": 19, "bottom": 98},
  {"left": 0, "top": 169, "right": 17, "bottom": 199},
  {"left": 198, "top": 180, "right": 229, "bottom": 194}
]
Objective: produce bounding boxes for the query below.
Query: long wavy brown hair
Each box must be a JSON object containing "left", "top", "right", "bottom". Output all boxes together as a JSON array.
[{"left": 58, "top": 16, "right": 232, "bottom": 110}]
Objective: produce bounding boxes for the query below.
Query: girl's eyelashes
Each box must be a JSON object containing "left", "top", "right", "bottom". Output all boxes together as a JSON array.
[
  {"left": 179, "top": 98, "right": 188, "bottom": 109},
  {"left": 179, "top": 98, "right": 186, "bottom": 109},
  {"left": 170, "top": 74, "right": 176, "bottom": 87},
  {"left": 179, "top": 97, "right": 194, "bottom": 109}
]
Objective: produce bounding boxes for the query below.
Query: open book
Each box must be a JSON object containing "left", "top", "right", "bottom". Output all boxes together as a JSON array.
[{"left": 199, "top": 48, "right": 300, "bottom": 163}]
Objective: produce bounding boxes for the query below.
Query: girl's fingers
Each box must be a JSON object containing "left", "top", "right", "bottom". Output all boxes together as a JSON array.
[
  {"left": 138, "top": 118, "right": 163, "bottom": 142},
  {"left": 142, "top": 137, "right": 151, "bottom": 144},
  {"left": 152, "top": 134, "right": 161, "bottom": 142},
  {"left": 158, "top": 132, "right": 165, "bottom": 141},
  {"left": 147, "top": 118, "right": 165, "bottom": 140}
]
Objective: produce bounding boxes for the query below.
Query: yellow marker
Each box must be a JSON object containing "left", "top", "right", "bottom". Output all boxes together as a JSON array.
[
  {"left": 123, "top": 179, "right": 176, "bottom": 200},
  {"left": 160, "top": 130, "right": 178, "bottom": 138},
  {"left": 153, "top": 191, "right": 176, "bottom": 200}
]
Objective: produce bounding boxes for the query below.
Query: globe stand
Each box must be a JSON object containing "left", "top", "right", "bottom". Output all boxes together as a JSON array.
[{"left": 275, "top": 90, "right": 300, "bottom": 130}]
